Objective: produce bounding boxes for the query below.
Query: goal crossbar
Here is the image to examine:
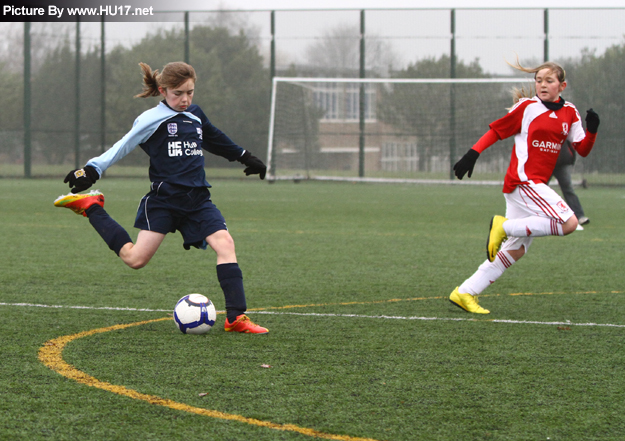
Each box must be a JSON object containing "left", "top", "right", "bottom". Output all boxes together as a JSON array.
[
  {"left": 267, "top": 76, "right": 532, "bottom": 184},
  {"left": 271, "top": 76, "right": 530, "bottom": 84}
]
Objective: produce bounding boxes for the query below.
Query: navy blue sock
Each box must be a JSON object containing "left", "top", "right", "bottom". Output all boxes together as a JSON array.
[
  {"left": 216, "top": 263, "right": 247, "bottom": 323},
  {"left": 85, "top": 205, "right": 133, "bottom": 256}
]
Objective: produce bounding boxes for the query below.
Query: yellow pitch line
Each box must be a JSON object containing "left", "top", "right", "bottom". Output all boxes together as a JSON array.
[
  {"left": 38, "top": 317, "right": 379, "bottom": 441},
  {"left": 247, "top": 296, "right": 439, "bottom": 311},
  {"left": 36, "top": 289, "right": 623, "bottom": 438}
]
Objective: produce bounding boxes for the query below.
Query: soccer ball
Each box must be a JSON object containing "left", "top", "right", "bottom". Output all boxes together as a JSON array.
[{"left": 173, "top": 294, "right": 217, "bottom": 335}]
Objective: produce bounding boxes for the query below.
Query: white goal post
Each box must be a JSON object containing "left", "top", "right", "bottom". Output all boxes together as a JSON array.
[{"left": 267, "top": 76, "right": 532, "bottom": 184}]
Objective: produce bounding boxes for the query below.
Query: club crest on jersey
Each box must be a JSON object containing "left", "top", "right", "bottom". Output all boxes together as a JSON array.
[
  {"left": 561, "top": 123, "right": 569, "bottom": 136},
  {"left": 167, "top": 123, "right": 178, "bottom": 136},
  {"left": 557, "top": 201, "right": 570, "bottom": 212},
  {"left": 197, "top": 127, "right": 203, "bottom": 140}
]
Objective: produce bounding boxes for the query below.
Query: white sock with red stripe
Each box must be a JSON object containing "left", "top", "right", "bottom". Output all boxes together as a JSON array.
[
  {"left": 503, "top": 217, "right": 563, "bottom": 237},
  {"left": 459, "top": 251, "right": 516, "bottom": 295}
]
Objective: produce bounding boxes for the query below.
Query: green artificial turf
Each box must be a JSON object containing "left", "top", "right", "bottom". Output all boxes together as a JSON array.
[{"left": 1, "top": 177, "right": 624, "bottom": 440}]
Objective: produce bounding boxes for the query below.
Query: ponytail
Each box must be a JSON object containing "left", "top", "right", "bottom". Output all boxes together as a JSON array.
[{"left": 135, "top": 62, "right": 161, "bottom": 98}]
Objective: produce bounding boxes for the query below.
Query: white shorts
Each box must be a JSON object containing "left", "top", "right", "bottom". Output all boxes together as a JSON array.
[{"left": 501, "top": 182, "right": 573, "bottom": 253}]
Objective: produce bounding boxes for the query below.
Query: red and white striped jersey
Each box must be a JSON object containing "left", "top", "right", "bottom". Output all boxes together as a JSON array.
[{"left": 489, "top": 96, "right": 586, "bottom": 193}]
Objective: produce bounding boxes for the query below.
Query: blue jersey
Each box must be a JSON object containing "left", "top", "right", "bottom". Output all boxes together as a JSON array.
[{"left": 86, "top": 101, "right": 245, "bottom": 188}]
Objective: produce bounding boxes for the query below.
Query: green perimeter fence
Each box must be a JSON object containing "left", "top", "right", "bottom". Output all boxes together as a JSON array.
[{"left": 1, "top": 7, "right": 624, "bottom": 185}]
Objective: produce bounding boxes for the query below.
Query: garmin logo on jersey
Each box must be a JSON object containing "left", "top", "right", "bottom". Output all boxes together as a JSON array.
[
  {"left": 168, "top": 141, "right": 204, "bottom": 157},
  {"left": 532, "top": 140, "right": 562, "bottom": 154}
]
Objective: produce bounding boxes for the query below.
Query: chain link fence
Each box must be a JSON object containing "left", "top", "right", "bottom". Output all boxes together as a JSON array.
[{"left": 1, "top": 7, "right": 624, "bottom": 185}]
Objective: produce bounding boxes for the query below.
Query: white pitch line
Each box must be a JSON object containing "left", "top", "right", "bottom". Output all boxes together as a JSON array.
[
  {"left": 0, "top": 302, "right": 173, "bottom": 312},
  {"left": 251, "top": 310, "right": 625, "bottom": 328},
  {"left": 2, "top": 302, "right": 624, "bottom": 328}
]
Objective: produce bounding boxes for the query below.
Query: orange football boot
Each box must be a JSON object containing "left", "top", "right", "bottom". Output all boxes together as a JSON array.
[
  {"left": 224, "top": 314, "right": 268, "bottom": 334},
  {"left": 54, "top": 190, "right": 104, "bottom": 217}
]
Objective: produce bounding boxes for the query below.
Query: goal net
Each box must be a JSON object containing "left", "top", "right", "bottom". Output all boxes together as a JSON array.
[{"left": 267, "top": 77, "right": 533, "bottom": 184}]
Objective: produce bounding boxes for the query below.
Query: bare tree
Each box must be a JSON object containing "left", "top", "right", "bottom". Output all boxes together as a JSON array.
[
  {"left": 0, "top": 22, "right": 72, "bottom": 74},
  {"left": 304, "top": 23, "right": 400, "bottom": 77}
]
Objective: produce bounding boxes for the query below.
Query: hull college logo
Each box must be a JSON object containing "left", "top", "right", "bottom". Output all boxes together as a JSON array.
[{"left": 167, "top": 123, "right": 178, "bottom": 135}]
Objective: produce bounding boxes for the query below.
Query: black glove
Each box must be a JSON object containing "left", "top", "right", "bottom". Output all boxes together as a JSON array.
[
  {"left": 237, "top": 151, "right": 266, "bottom": 180},
  {"left": 585, "top": 108, "right": 600, "bottom": 134},
  {"left": 453, "top": 149, "right": 480, "bottom": 180},
  {"left": 63, "top": 165, "right": 99, "bottom": 193}
]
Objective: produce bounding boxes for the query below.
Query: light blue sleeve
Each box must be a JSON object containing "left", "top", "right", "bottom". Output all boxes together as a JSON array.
[{"left": 86, "top": 104, "right": 176, "bottom": 177}]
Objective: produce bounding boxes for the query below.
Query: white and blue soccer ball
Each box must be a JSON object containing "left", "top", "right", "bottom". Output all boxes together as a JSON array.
[{"left": 173, "top": 294, "right": 217, "bottom": 335}]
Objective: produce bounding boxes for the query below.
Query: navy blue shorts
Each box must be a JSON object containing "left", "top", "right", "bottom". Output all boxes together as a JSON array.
[{"left": 134, "top": 182, "right": 227, "bottom": 250}]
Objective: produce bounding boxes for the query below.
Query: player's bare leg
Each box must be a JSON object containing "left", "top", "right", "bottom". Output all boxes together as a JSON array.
[
  {"left": 119, "top": 230, "right": 166, "bottom": 269},
  {"left": 206, "top": 229, "right": 237, "bottom": 264},
  {"left": 560, "top": 215, "right": 579, "bottom": 235}
]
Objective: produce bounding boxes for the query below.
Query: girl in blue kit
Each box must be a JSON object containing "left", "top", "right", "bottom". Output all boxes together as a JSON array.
[{"left": 55, "top": 61, "right": 269, "bottom": 334}]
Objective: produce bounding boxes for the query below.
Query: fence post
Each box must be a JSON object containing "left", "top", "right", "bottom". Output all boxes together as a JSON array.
[
  {"left": 359, "top": 9, "right": 366, "bottom": 178},
  {"left": 449, "top": 9, "right": 457, "bottom": 180},
  {"left": 269, "top": 10, "right": 276, "bottom": 175},
  {"left": 270, "top": 10, "right": 275, "bottom": 81},
  {"left": 100, "top": 16, "right": 106, "bottom": 159},
  {"left": 74, "top": 18, "right": 81, "bottom": 169},
  {"left": 23, "top": 22, "right": 31, "bottom": 178},
  {"left": 543, "top": 9, "right": 549, "bottom": 62},
  {"left": 184, "top": 11, "right": 190, "bottom": 63}
]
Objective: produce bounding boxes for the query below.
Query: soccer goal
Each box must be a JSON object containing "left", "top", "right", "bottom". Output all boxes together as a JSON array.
[{"left": 267, "top": 76, "right": 532, "bottom": 184}]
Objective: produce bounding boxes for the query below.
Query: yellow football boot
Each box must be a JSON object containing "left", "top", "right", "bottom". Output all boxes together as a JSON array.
[
  {"left": 486, "top": 215, "right": 507, "bottom": 262},
  {"left": 449, "top": 287, "right": 490, "bottom": 314}
]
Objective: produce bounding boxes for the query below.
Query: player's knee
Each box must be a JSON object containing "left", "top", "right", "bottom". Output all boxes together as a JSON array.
[
  {"left": 208, "top": 230, "right": 235, "bottom": 254},
  {"left": 223, "top": 236, "right": 236, "bottom": 253},
  {"left": 562, "top": 216, "right": 578, "bottom": 235},
  {"left": 126, "top": 259, "right": 149, "bottom": 270},
  {"left": 508, "top": 245, "right": 526, "bottom": 261},
  {"left": 501, "top": 237, "right": 530, "bottom": 260},
  {"left": 120, "top": 248, "right": 151, "bottom": 269}
]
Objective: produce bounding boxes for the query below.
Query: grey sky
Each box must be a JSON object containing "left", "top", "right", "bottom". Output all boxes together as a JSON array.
[
  {"left": 11, "top": 0, "right": 622, "bottom": 77},
  {"left": 167, "top": 1, "right": 623, "bottom": 75},
  {"left": 183, "top": 0, "right": 625, "bottom": 10}
]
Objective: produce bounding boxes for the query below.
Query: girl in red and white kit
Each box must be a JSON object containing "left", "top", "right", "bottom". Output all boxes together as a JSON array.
[{"left": 449, "top": 59, "right": 600, "bottom": 314}]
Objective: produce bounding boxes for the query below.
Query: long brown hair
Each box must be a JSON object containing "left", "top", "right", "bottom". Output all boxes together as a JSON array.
[
  {"left": 507, "top": 56, "right": 566, "bottom": 105},
  {"left": 134, "top": 62, "right": 197, "bottom": 98}
]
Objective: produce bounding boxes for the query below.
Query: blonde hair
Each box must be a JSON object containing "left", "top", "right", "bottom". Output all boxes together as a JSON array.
[
  {"left": 510, "top": 84, "right": 535, "bottom": 105},
  {"left": 506, "top": 56, "right": 566, "bottom": 82},
  {"left": 506, "top": 56, "right": 565, "bottom": 105},
  {"left": 134, "top": 62, "right": 197, "bottom": 98}
]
